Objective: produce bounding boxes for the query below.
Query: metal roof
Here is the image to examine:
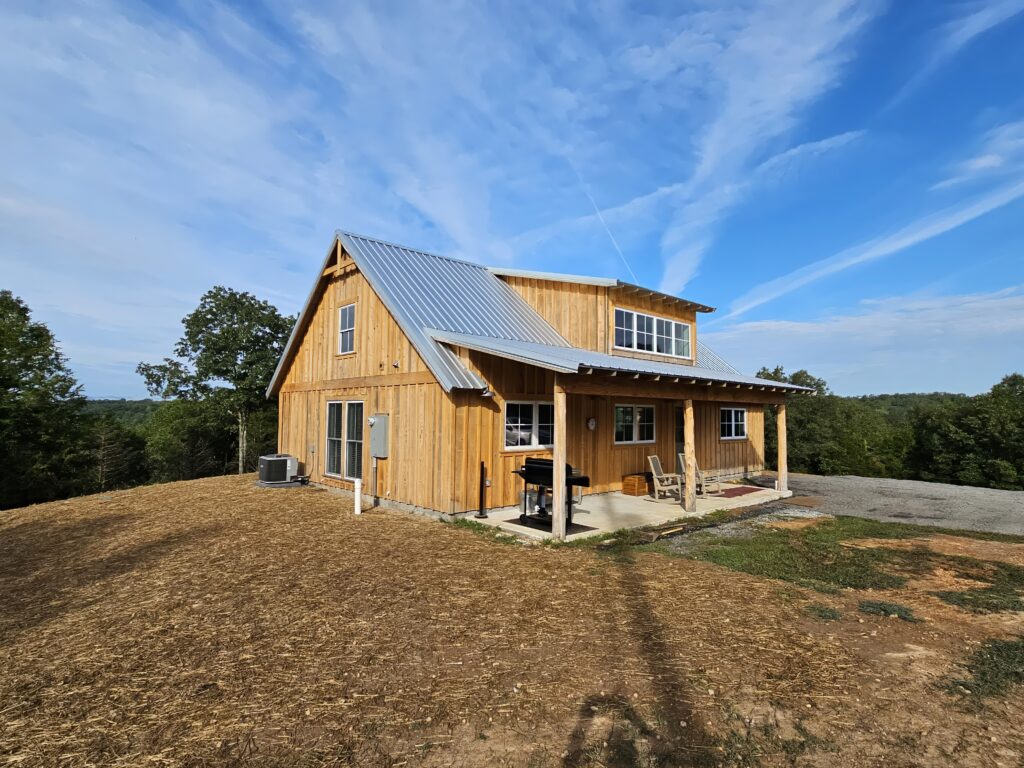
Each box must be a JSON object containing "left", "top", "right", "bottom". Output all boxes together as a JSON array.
[
  {"left": 488, "top": 267, "right": 716, "bottom": 313},
  {"left": 338, "top": 231, "right": 571, "bottom": 392},
  {"left": 696, "top": 343, "right": 741, "bottom": 375},
  {"left": 267, "top": 230, "right": 766, "bottom": 397},
  {"left": 426, "top": 329, "right": 813, "bottom": 392}
]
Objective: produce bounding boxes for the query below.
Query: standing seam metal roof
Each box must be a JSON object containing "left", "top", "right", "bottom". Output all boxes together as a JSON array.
[
  {"left": 336, "top": 231, "right": 570, "bottom": 392},
  {"left": 267, "top": 230, "right": 765, "bottom": 397}
]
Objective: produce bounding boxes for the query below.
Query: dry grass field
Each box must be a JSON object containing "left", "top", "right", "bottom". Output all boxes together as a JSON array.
[{"left": 1, "top": 475, "right": 1022, "bottom": 767}]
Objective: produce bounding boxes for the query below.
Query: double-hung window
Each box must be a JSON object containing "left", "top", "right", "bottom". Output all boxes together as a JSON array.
[
  {"left": 326, "top": 402, "right": 343, "bottom": 476},
  {"left": 613, "top": 307, "right": 691, "bottom": 360},
  {"left": 720, "top": 407, "right": 747, "bottom": 440},
  {"left": 504, "top": 401, "right": 554, "bottom": 449},
  {"left": 614, "top": 404, "right": 656, "bottom": 444},
  {"left": 345, "top": 402, "right": 363, "bottom": 479},
  {"left": 338, "top": 303, "right": 355, "bottom": 354},
  {"left": 325, "top": 400, "right": 364, "bottom": 479}
]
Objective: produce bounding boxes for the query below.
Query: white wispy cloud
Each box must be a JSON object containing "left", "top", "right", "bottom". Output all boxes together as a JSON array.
[
  {"left": 724, "top": 177, "right": 1024, "bottom": 319},
  {"left": 932, "top": 119, "right": 1024, "bottom": 189},
  {"left": 891, "top": 0, "right": 1024, "bottom": 104},
  {"left": 705, "top": 287, "right": 1024, "bottom": 394}
]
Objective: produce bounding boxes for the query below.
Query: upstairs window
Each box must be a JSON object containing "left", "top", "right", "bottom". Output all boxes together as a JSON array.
[
  {"left": 338, "top": 303, "right": 355, "bottom": 354},
  {"left": 613, "top": 308, "right": 691, "bottom": 360},
  {"left": 614, "top": 404, "right": 656, "bottom": 444},
  {"left": 720, "top": 407, "right": 747, "bottom": 440}
]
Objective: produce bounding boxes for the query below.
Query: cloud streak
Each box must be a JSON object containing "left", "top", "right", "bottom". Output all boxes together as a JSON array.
[
  {"left": 891, "top": 0, "right": 1024, "bottom": 104},
  {"left": 706, "top": 287, "right": 1024, "bottom": 395},
  {"left": 725, "top": 177, "right": 1024, "bottom": 319}
]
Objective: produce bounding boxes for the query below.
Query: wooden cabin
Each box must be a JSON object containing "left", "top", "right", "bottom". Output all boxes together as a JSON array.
[{"left": 267, "top": 231, "right": 808, "bottom": 538}]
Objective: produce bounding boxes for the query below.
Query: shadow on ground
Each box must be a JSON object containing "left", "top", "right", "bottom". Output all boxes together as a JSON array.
[
  {"left": 0, "top": 513, "right": 223, "bottom": 641},
  {"left": 562, "top": 550, "right": 714, "bottom": 767}
]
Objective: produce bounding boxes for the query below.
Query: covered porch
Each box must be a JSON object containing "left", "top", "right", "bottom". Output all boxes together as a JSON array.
[
  {"left": 537, "top": 373, "right": 792, "bottom": 540},
  {"left": 477, "top": 482, "right": 789, "bottom": 542}
]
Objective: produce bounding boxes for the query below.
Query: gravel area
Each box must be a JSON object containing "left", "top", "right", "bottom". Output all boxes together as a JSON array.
[{"left": 788, "top": 474, "right": 1024, "bottom": 535}]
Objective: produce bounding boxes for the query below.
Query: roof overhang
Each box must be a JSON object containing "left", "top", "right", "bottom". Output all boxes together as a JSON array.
[{"left": 428, "top": 329, "right": 813, "bottom": 394}]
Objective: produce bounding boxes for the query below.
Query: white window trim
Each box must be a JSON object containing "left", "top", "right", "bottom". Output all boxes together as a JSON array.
[
  {"left": 324, "top": 400, "right": 344, "bottom": 477},
  {"left": 614, "top": 307, "right": 692, "bottom": 361},
  {"left": 614, "top": 403, "right": 657, "bottom": 445},
  {"left": 337, "top": 303, "right": 356, "bottom": 355},
  {"left": 503, "top": 400, "right": 555, "bottom": 451},
  {"left": 344, "top": 400, "right": 364, "bottom": 480},
  {"left": 720, "top": 407, "right": 748, "bottom": 441}
]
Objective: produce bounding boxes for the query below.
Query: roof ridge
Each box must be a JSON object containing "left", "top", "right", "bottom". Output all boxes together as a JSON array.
[{"left": 335, "top": 229, "right": 488, "bottom": 270}]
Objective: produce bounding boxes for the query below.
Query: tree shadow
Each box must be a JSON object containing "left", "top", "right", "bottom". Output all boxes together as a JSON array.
[
  {"left": 562, "top": 549, "right": 714, "bottom": 767},
  {"left": 0, "top": 513, "right": 223, "bottom": 642}
]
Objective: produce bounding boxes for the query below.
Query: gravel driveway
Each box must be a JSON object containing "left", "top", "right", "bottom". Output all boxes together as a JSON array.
[{"left": 787, "top": 473, "right": 1024, "bottom": 535}]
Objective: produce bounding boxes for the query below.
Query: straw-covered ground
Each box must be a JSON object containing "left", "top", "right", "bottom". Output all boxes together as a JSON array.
[{"left": 1, "top": 475, "right": 1022, "bottom": 767}]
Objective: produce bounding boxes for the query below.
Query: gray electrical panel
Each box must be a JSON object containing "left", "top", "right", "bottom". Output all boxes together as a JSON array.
[{"left": 370, "top": 414, "right": 389, "bottom": 458}]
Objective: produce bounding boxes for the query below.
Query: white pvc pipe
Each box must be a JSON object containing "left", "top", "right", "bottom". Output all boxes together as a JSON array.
[{"left": 354, "top": 479, "right": 362, "bottom": 514}]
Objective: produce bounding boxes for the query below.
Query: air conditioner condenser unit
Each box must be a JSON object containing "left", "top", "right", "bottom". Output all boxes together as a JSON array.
[{"left": 258, "top": 454, "right": 299, "bottom": 484}]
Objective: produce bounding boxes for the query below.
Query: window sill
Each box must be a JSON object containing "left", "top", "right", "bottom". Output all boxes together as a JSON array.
[
  {"left": 502, "top": 445, "right": 554, "bottom": 454},
  {"left": 335, "top": 351, "right": 356, "bottom": 358},
  {"left": 613, "top": 440, "right": 657, "bottom": 446},
  {"left": 720, "top": 436, "right": 748, "bottom": 442}
]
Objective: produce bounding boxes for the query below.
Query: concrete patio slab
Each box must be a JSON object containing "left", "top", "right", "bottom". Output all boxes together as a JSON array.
[{"left": 476, "top": 486, "right": 791, "bottom": 542}]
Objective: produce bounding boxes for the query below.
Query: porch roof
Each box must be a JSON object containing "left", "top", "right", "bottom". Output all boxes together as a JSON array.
[{"left": 427, "top": 329, "right": 813, "bottom": 393}]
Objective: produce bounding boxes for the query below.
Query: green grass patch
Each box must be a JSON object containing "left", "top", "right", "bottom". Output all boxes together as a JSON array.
[
  {"left": 676, "top": 515, "right": 1024, "bottom": 611},
  {"left": 929, "top": 559, "right": 1024, "bottom": 613},
  {"left": 947, "top": 636, "right": 1024, "bottom": 699},
  {"left": 447, "top": 517, "right": 521, "bottom": 544},
  {"left": 858, "top": 600, "right": 921, "bottom": 622},
  {"left": 805, "top": 603, "right": 841, "bottom": 621}
]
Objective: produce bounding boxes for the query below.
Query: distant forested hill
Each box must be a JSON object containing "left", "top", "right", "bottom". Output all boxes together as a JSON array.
[{"left": 84, "top": 399, "right": 162, "bottom": 427}]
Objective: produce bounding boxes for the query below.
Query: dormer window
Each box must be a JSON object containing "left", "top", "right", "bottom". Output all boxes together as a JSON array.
[
  {"left": 614, "top": 308, "right": 691, "bottom": 360},
  {"left": 338, "top": 303, "right": 355, "bottom": 354}
]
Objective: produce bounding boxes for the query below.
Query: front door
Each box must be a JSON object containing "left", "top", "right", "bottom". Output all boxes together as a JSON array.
[{"left": 674, "top": 406, "right": 685, "bottom": 474}]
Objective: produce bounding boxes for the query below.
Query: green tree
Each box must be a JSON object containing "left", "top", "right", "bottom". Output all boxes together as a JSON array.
[
  {"left": 137, "top": 287, "right": 293, "bottom": 474},
  {"left": 142, "top": 399, "right": 237, "bottom": 482},
  {"left": 87, "top": 416, "right": 148, "bottom": 492},
  {"left": 0, "top": 290, "right": 92, "bottom": 508}
]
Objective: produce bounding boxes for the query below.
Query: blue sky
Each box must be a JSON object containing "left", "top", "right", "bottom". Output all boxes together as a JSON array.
[{"left": 2, "top": 1, "right": 1023, "bottom": 398}]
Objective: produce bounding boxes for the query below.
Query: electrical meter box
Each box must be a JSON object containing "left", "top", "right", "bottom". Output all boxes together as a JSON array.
[{"left": 370, "top": 414, "right": 389, "bottom": 458}]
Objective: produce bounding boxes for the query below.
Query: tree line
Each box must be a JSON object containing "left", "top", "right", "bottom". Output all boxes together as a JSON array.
[
  {"left": 2, "top": 287, "right": 1021, "bottom": 510},
  {"left": 0, "top": 288, "right": 292, "bottom": 510},
  {"left": 757, "top": 366, "right": 1024, "bottom": 490}
]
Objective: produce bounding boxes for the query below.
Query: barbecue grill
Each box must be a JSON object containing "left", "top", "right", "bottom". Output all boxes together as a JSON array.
[{"left": 513, "top": 457, "right": 591, "bottom": 527}]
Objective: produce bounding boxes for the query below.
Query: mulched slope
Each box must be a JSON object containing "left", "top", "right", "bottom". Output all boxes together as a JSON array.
[{"left": 0, "top": 476, "right": 849, "bottom": 766}]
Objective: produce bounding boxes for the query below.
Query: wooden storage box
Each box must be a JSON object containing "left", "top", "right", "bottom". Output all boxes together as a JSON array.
[{"left": 622, "top": 473, "right": 651, "bottom": 497}]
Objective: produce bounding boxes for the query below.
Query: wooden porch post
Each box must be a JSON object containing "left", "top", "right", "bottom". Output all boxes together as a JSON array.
[
  {"left": 777, "top": 401, "right": 788, "bottom": 493},
  {"left": 552, "top": 377, "right": 568, "bottom": 541},
  {"left": 683, "top": 399, "right": 696, "bottom": 514}
]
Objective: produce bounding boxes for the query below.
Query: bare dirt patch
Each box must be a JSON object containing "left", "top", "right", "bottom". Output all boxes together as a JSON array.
[
  {"left": 1, "top": 477, "right": 1022, "bottom": 766},
  {"left": 850, "top": 535, "right": 1024, "bottom": 568}
]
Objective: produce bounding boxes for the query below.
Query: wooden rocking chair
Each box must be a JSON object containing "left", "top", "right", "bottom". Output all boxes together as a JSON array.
[
  {"left": 647, "top": 455, "right": 681, "bottom": 501},
  {"left": 677, "top": 453, "right": 723, "bottom": 497}
]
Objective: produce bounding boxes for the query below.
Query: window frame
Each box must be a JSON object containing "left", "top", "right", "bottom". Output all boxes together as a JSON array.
[
  {"left": 612, "top": 307, "right": 692, "bottom": 361},
  {"left": 344, "top": 400, "right": 364, "bottom": 480},
  {"left": 719, "top": 407, "right": 748, "bottom": 441},
  {"left": 503, "top": 400, "right": 555, "bottom": 451},
  {"left": 324, "top": 400, "right": 344, "bottom": 477},
  {"left": 337, "top": 302, "right": 356, "bottom": 355},
  {"left": 614, "top": 403, "right": 657, "bottom": 445}
]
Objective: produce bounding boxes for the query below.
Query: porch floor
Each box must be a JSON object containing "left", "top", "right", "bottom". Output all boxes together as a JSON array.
[{"left": 477, "top": 485, "right": 791, "bottom": 542}]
